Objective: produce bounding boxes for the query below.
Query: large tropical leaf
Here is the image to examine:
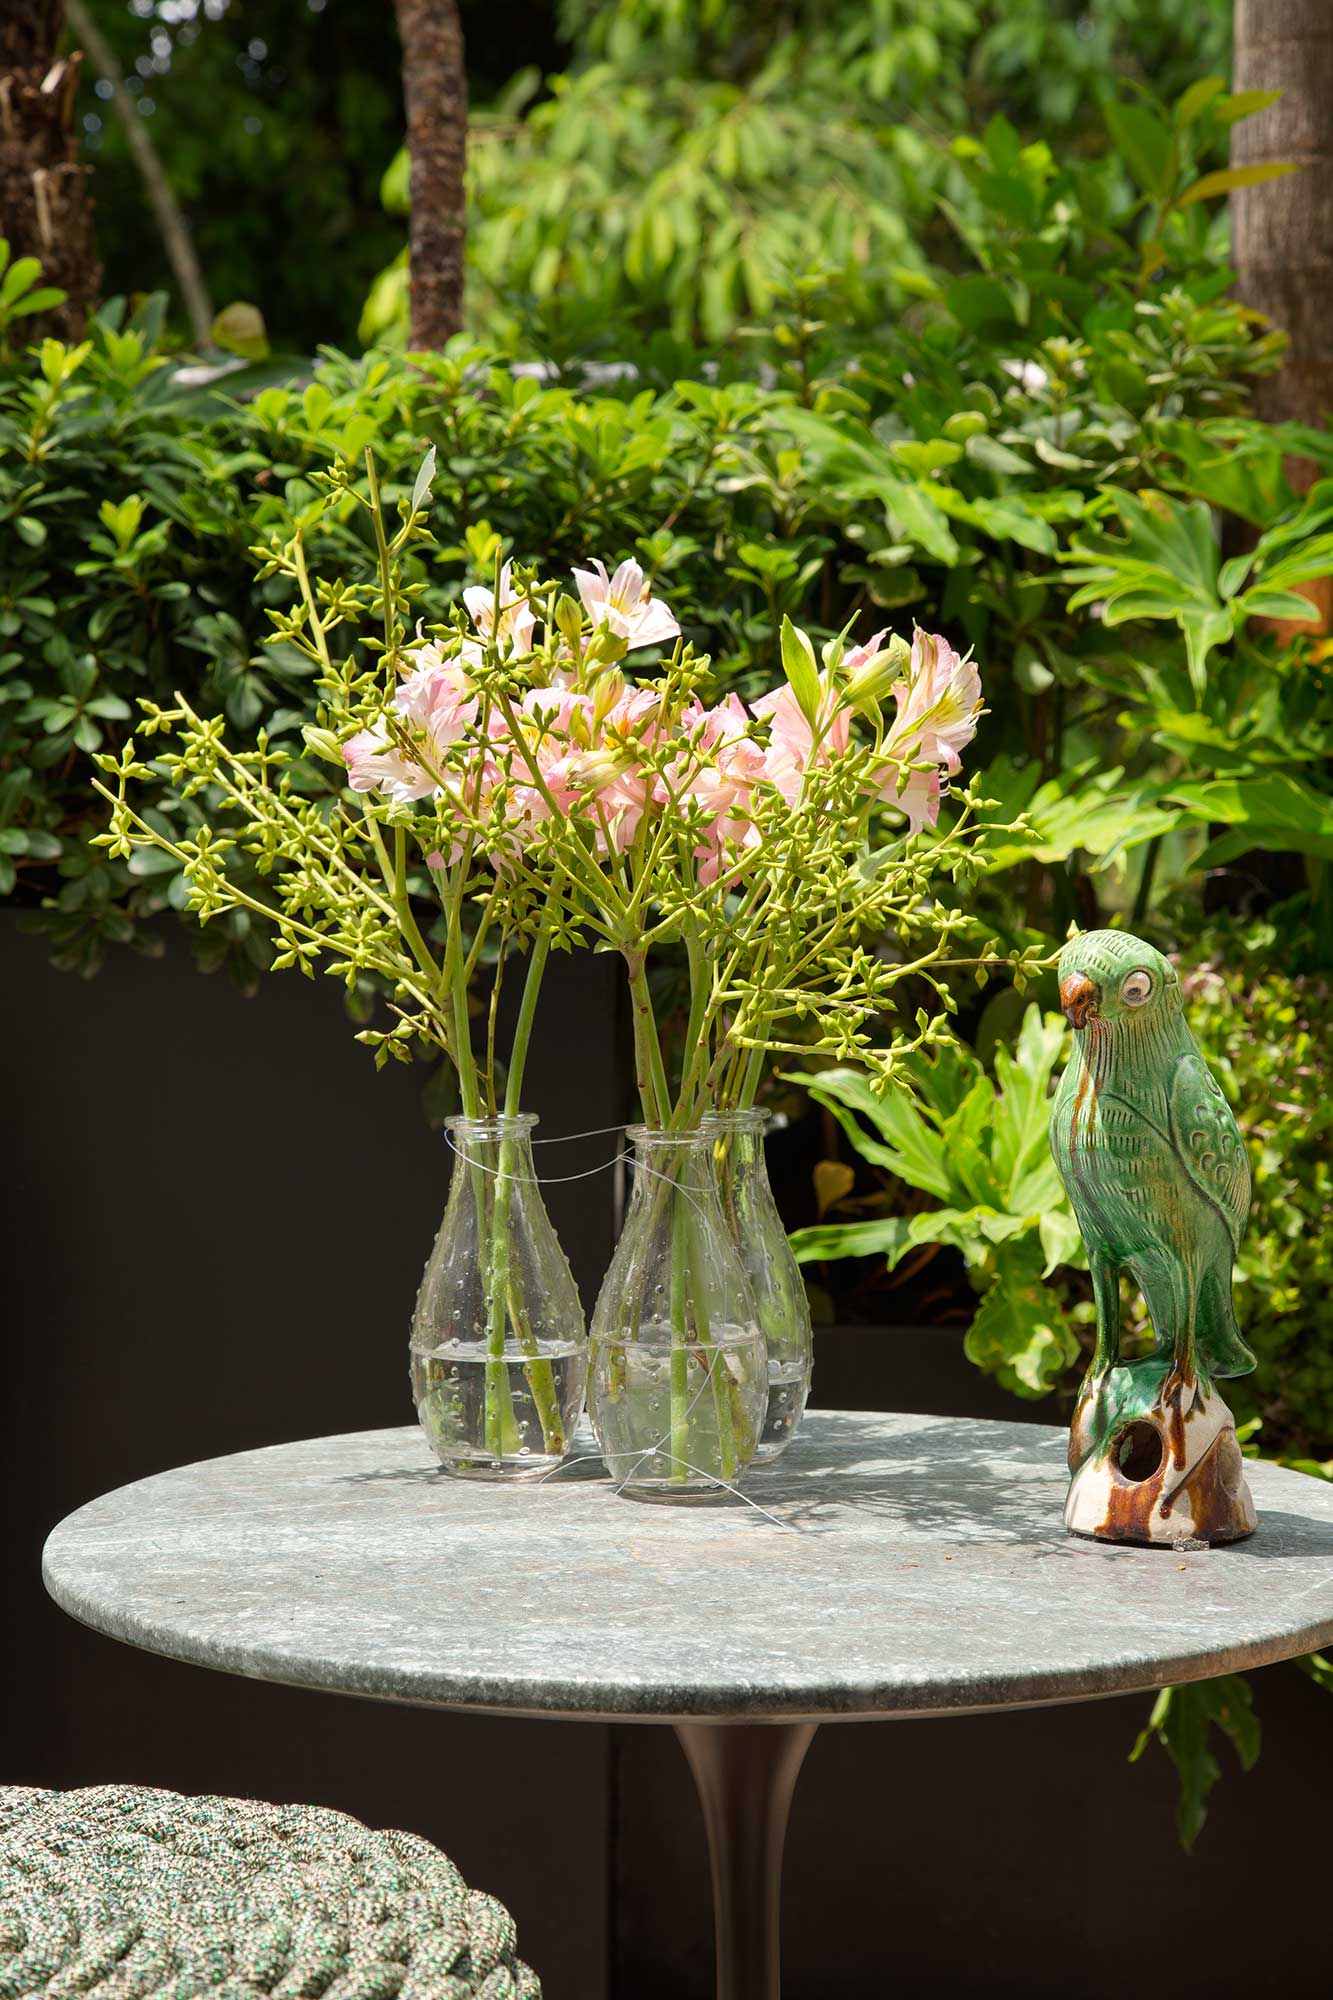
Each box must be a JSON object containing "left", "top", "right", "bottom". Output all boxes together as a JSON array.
[
  {"left": 1166, "top": 772, "right": 1333, "bottom": 866},
  {"left": 785, "top": 1065, "right": 953, "bottom": 1199},
  {"left": 1064, "top": 492, "right": 1232, "bottom": 696},
  {"left": 775, "top": 406, "right": 961, "bottom": 564}
]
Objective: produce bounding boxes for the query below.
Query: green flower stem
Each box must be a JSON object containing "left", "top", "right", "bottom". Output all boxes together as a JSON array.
[
  {"left": 669, "top": 1190, "right": 691, "bottom": 1486},
  {"left": 363, "top": 449, "right": 407, "bottom": 656},
  {"left": 390, "top": 823, "right": 452, "bottom": 1022},
  {"left": 674, "top": 927, "right": 712, "bottom": 1124},
  {"left": 430, "top": 838, "right": 518, "bottom": 1457},
  {"left": 504, "top": 924, "right": 550, "bottom": 1117},
  {"left": 626, "top": 953, "right": 671, "bottom": 1126},
  {"left": 682, "top": 1190, "right": 740, "bottom": 1483},
  {"left": 494, "top": 923, "right": 567, "bottom": 1457},
  {"left": 738, "top": 1038, "right": 768, "bottom": 1111},
  {"left": 483, "top": 1176, "right": 522, "bottom": 1459}
]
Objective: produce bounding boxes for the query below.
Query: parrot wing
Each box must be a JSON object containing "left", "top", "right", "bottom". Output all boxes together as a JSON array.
[{"left": 1167, "top": 1052, "right": 1251, "bottom": 1257}]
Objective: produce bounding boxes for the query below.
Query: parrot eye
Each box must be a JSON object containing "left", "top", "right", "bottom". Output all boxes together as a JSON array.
[{"left": 1121, "top": 970, "right": 1153, "bottom": 1007}]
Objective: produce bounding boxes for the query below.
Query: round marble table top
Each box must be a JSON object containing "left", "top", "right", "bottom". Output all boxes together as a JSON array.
[{"left": 43, "top": 1412, "right": 1333, "bottom": 1724}]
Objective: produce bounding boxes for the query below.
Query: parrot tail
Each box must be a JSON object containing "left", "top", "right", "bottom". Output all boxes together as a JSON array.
[{"left": 1198, "top": 1262, "right": 1257, "bottom": 1380}]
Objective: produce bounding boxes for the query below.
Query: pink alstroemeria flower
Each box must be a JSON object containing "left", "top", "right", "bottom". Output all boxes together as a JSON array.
[
  {"left": 342, "top": 724, "right": 434, "bottom": 804},
  {"left": 463, "top": 562, "right": 536, "bottom": 657},
  {"left": 675, "top": 698, "right": 766, "bottom": 884},
  {"left": 396, "top": 646, "right": 478, "bottom": 750},
  {"left": 868, "top": 629, "right": 981, "bottom": 833},
  {"left": 751, "top": 676, "right": 849, "bottom": 805},
  {"left": 571, "top": 559, "right": 680, "bottom": 650},
  {"left": 887, "top": 630, "right": 982, "bottom": 777}
]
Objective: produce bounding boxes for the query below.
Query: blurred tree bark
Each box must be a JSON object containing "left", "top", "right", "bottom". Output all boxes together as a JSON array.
[
  {"left": 0, "top": 0, "right": 99, "bottom": 339},
  {"left": 1232, "top": 1, "right": 1333, "bottom": 441},
  {"left": 1232, "top": 0, "right": 1332, "bottom": 627},
  {"left": 393, "top": 0, "right": 466, "bottom": 349}
]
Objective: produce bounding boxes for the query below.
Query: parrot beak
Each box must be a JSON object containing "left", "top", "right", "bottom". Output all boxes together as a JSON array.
[{"left": 1060, "top": 972, "right": 1100, "bottom": 1029}]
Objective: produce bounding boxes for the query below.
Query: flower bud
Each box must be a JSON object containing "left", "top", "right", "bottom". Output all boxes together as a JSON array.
[
  {"left": 554, "top": 593, "right": 585, "bottom": 648},
  {"left": 591, "top": 668, "right": 627, "bottom": 729},
  {"left": 570, "top": 746, "right": 630, "bottom": 793},
  {"left": 302, "top": 725, "right": 346, "bottom": 766},
  {"left": 844, "top": 633, "right": 911, "bottom": 711},
  {"left": 584, "top": 624, "right": 629, "bottom": 670}
]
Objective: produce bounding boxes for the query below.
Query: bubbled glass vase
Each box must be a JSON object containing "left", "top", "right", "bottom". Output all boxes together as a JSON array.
[
  {"left": 411, "top": 1113, "right": 586, "bottom": 1480},
  {"left": 587, "top": 1126, "right": 767, "bottom": 1498},
  {"left": 701, "top": 1108, "right": 813, "bottom": 1460}
]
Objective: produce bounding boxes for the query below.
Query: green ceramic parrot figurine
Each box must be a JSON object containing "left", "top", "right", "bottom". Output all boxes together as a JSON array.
[{"left": 1049, "top": 929, "right": 1258, "bottom": 1544}]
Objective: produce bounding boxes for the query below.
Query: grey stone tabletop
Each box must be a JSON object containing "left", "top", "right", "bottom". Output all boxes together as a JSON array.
[{"left": 42, "top": 1412, "right": 1333, "bottom": 1724}]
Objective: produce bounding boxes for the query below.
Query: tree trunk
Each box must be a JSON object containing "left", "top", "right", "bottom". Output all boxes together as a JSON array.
[
  {"left": 1232, "top": 1, "right": 1333, "bottom": 620},
  {"left": 1232, "top": 1, "right": 1333, "bottom": 434},
  {"left": 0, "top": 0, "right": 99, "bottom": 341},
  {"left": 392, "top": 0, "right": 467, "bottom": 350}
]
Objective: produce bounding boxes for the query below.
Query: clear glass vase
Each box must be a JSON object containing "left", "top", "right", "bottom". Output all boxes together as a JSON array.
[
  {"left": 701, "top": 1108, "right": 813, "bottom": 1460},
  {"left": 410, "top": 1114, "right": 587, "bottom": 1480},
  {"left": 587, "top": 1126, "right": 767, "bottom": 1497}
]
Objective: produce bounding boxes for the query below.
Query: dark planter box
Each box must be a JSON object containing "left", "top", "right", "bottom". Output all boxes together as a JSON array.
[{"left": 3, "top": 918, "right": 1324, "bottom": 1997}]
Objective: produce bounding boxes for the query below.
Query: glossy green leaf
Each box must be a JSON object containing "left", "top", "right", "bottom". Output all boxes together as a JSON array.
[
  {"left": 1177, "top": 162, "right": 1297, "bottom": 209},
  {"left": 1130, "top": 1679, "right": 1260, "bottom": 1853}
]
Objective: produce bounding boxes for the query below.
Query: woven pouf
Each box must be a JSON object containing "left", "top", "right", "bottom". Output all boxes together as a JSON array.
[{"left": 0, "top": 1784, "right": 541, "bottom": 1999}]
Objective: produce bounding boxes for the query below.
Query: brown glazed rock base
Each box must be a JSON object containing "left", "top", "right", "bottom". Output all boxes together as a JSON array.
[{"left": 1065, "top": 1376, "right": 1257, "bottom": 1548}]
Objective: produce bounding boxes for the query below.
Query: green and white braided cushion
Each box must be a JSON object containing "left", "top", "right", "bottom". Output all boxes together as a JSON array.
[{"left": 0, "top": 1785, "right": 542, "bottom": 1999}]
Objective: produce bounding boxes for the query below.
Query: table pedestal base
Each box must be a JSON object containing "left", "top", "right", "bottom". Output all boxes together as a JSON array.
[{"left": 675, "top": 1720, "right": 817, "bottom": 2000}]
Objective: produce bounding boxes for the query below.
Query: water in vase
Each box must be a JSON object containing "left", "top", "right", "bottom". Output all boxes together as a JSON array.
[
  {"left": 412, "top": 1338, "right": 588, "bottom": 1479},
  {"left": 588, "top": 1321, "right": 767, "bottom": 1493}
]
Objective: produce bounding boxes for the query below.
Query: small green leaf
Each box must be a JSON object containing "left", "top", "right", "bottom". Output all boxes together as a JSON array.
[
  {"left": 211, "top": 300, "right": 269, "bottom": 360},
  {"left": 8, "top": 286, "right": 67, "bottom": 320},
  {"left": 1173, "top": 77, "right": 1226, "bottom": 129},
  {"left": 1177, "top": 163, "right": 1297, "bottom": 209},
  {"left": 1130, "top": 1679, "right": 1260, "bottom": 1853},
  {"left": 787, "top": 1217, "right": 913, "bottom": 1266},
  {"left": 0, "top": 255, "right": 42, "bottom": 306},
  {"left": 1211, "top": 89, "right": 1281, "bottom": 129},
  {"left": 1104, "top": 100, "right": 1173, "bottom": 198},
  {"left": 890, "top": 438, "right": 963, "bottom": 475},
  {"left": 410, "top": 445, "right": 438, "bottom": 519},
  {"left": 779, "top": 615, "right": 821, "bottom": 728}
]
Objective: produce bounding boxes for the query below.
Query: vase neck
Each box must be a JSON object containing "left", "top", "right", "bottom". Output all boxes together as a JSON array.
[
  {"left": 625, "top": 1126, "right": 722, "bottom": 1206},
  {"left": 701, "top": 1107, "right": 770, "bottom": 1176},
  {"left": 446, "top": 1113, "right": 539, "bottom": 1171}
]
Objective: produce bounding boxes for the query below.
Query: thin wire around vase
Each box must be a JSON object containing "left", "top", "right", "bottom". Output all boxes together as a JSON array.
[{"left": 445, "top": 1123, "right": 797, "bottom": 1524}]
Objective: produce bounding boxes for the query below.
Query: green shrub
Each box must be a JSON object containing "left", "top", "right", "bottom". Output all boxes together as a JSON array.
[
  {"left": 788, "top": 1007, "right": 1087, "bottom": 1398},
  {"left": 7, "top": 82, "right": 1332, "bottom": 990},
  {"left": 1182, "top": 932, "right": 1333, "bottom": 1464},
  {"left": 363, "top": 0, "right": 1232, "bottom": 351},
  {"left": 0, "top": 318, "right": 830, "bottom": 975}
]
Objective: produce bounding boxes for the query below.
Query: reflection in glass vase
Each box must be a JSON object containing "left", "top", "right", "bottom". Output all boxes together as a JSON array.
[
  {"left": 411, "top": 1114, "right": 586, "bottom": 1480},
  {"left": 702, "top": 1107, "right": 813, "bottom": 1460},
  {"left": 588, "top": 1126, "right": 767, "bottom": 1497}
]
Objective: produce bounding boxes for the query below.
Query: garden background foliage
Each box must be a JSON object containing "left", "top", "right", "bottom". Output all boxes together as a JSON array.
[{"left": 4, "top": 0, "right": 1330, "bottom": 1837}]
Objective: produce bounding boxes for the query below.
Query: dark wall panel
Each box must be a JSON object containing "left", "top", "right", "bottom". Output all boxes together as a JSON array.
[{"left": 2, "top": 920, "right": 621, "bottom": 2000}]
